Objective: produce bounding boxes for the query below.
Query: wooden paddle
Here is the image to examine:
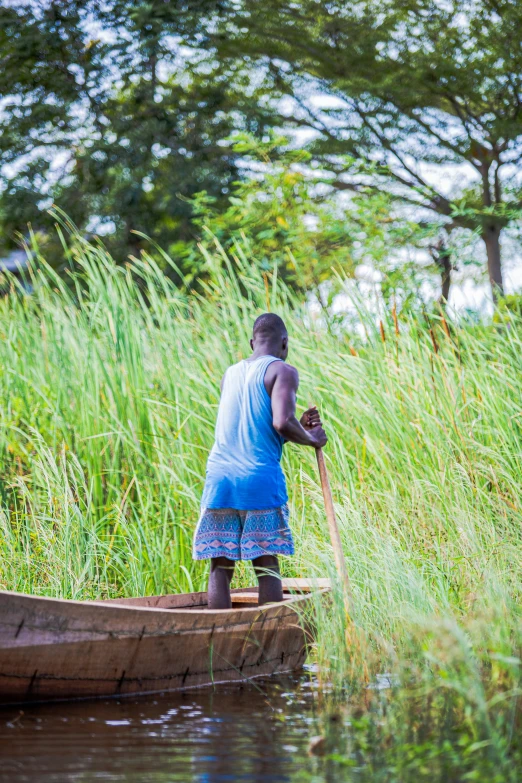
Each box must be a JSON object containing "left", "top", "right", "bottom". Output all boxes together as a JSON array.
[{"left": 315, "top": 446, "right": 352, "bottom": 615}]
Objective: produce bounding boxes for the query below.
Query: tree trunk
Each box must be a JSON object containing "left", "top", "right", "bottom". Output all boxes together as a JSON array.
[
  {"left": 431, "top": 240, "right": 452, "bottom": 306},
  {"left": 483, "top": 224, "right": 504, "bottom": 300},
  {"left": 439, "top": 249, "right": 452, "bottom": 305}
]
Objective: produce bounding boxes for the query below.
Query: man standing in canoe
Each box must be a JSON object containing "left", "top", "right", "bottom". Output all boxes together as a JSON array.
[{"left": 193, "top": 313, "right": 327, "bottom": 609}]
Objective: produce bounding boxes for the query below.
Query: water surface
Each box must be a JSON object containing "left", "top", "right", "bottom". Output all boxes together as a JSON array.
[{"left": 0, "top": 670, "right": 344, "bottom": 783}]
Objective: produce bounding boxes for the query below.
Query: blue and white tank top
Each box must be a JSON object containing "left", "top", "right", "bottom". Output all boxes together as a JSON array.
[{"left": 201, "top": 355, "right": 288, "bottom": 510}]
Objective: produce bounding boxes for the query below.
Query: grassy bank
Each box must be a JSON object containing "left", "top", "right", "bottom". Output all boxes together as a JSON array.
[{"left": 1, "top": 226, "right": 521, "bottom": 779}]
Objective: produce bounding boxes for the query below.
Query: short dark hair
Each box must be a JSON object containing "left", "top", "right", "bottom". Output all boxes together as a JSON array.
[{"left": 253, "top": 313, "right": 288, "bottom": 341}]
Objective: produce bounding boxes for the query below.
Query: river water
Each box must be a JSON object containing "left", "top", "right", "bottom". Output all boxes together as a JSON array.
[{"left": 0, "top": 669, "right": 346, "bottom": 783}]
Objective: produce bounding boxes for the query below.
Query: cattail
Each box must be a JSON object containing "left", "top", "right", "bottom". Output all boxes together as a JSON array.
[
  {"left": 379, "top": 320, "right": 386, "bottom": 343},
  {"left": 429, "top": 328, "right": 439, "bottom": 354},
  {"left": 392, "top": 303, "right": 399, "bottom": 336}
]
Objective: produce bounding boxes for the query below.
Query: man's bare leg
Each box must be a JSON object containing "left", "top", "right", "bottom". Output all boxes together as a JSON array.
[
  {"left": 208, "top": 557, "right": 235, "bottom": 609},
  {"left": 253, "top": 554, "right": 283, "bottom": 605}
]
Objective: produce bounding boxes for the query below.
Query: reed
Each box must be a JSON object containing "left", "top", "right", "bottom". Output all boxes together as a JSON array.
[{"left": 1, "top": 223, "right": 521, "bottom": 777}]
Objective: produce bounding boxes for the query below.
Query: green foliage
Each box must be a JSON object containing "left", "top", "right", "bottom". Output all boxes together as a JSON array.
[
  {"left": 182, "top": 133, "right": 357, "bottom": 292},
  {"left": 0, "top": 0, "right": 272, "bottom": 271},
  {"left": 493, "top": 293, "right": 522, "bottom": 323},
  {"left": 182, "top": 133, "right": 437, "bottom": 304}
]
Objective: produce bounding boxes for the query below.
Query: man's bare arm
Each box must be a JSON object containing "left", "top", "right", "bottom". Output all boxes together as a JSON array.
[{"left": 270, "top": 364, "right": 327, "bottom": 448}]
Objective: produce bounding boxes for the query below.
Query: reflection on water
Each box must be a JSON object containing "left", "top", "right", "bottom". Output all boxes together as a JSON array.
[{"left": 0, "top": 669, "right": 343, "bottom": 783}]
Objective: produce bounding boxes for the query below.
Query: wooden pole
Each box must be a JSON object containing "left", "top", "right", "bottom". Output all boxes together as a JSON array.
[{"left": 315, "top": 447, "right": 352, "bottom": 613}]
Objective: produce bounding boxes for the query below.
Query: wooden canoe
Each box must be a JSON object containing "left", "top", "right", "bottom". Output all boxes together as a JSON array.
[{"left": 0, "top": 578, "right": 329, "bottom": 705}]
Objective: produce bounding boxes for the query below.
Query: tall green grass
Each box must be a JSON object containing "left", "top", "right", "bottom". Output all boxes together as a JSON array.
[{"left": 1, "top": 223, "right": 522, "bottom": 778}]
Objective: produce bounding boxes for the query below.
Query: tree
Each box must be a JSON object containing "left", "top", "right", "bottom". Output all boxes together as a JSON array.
[
  {"left": 184, "top": 133, "right": 357, "bottom": 295},
  {"left": 183, "top": 133, "right": 435, "bottom": 312},
  {"left": 200, "top": 0, "right": 522, "bottom": 299},
  {"left": 0, "top": 0, "right": 271, "bottom": 274}
]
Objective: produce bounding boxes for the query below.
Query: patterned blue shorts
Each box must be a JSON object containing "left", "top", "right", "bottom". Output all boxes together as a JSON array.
[{"left": 193, "top": 504, "right": 294, "bottom": 561}]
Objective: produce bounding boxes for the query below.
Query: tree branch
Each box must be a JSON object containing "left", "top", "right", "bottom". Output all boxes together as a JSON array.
[{"left": 353, "top": 104, "right": 452, "bottom": 210}]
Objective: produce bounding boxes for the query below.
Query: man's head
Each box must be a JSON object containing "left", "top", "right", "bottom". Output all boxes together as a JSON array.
[{"left": 250, "top": 313, "right": 289, "bottom": 360}]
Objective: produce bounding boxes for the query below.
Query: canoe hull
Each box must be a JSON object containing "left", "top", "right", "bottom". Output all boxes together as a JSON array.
[{"left": 0, "top": 585, "right": 319, "bottom": 704}]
